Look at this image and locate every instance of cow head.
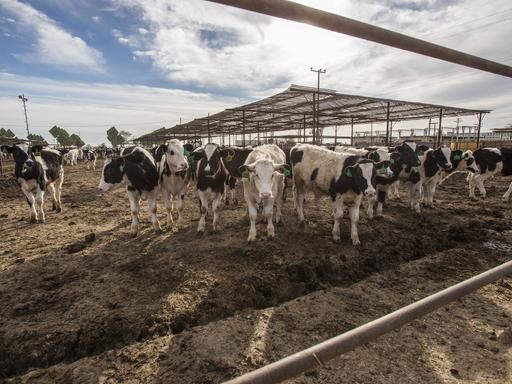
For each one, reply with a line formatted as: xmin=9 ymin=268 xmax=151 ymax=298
xmin=98 ymin=157 xmax=126 ymax=193
xmin=395 ymin=141 xmax=421 ymax=167
xmin=239 ymin=159 xmax=289 ymax=200
xmin=156 ymin=139 xmax=189 ymax=172
xmin=452 ymin=150 xmax=479 ymax=173
xmin=194 ymin=143 xmax=223 ymax=176
xmin=416 ymin=144 xmax=430 ymax=157
xmin=432 ymin=146 xmax=452 ymax=171
xmin=343 ymin=159 xmax=381 ymax=197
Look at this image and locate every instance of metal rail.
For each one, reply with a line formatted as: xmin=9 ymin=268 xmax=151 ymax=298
xmin=205 ymin=0 xmax=512 ymax=78
xmin=223 ymin=259 xmax=512 ymax=384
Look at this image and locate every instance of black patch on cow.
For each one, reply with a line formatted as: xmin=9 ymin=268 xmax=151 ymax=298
xmin=423 ymin=151 xmax=440 ymax=178
xmin=329 ymin=158 xmax=376 ymax=202
xmin=378 ymin=189 xmax=386 ymax=203
xmin=501 ymin=148 xmax=512 ymax=176
xmin=154 ymin=144 xmax=168 ymax=163
xmin=474 ymin=148 xmax=503 ymax=174
xmin=220 ymin=147 xmax=252 ymax=178
xmin=409 ymin=170 xmax=421 ymax=184
xmin=310 ymin=168 xmax=319 ymax=181
xmin=290 ymin=148 xmax=303 ymax=165
xmin=396 ymin=141 xmax=421 ymax=168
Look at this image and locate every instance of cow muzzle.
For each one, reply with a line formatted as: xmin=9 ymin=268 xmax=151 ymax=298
xmin=259 ymin=192 xmax=272 ymax=200
xmin=364 ymin=188 xmax=376 ymax=197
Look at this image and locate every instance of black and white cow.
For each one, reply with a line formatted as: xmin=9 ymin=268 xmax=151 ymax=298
xmin=1 ymin=143 xmax=64 ymax=222
xmin=467 ymin=148 xmax=502 ymax=200
xmin=437 ymin=149 xmax=479 ymax=187
xmin=290 ymin=143 xmax=389 ymax=245
xmin=153 ymin=139 xmax=190 ymax=227
xmin=239 ymin=144 xmax=287 ymax=243
xmin=84 ymin=150 xmax=97 ymax=170
xmin=98 ymin=146 xmax=161 ymax=236
xmin=220 ymin=146 xmax=253 ymax=205
xmin=190 ymin=143 xmax=228 ymax=233
xmin=417 ymin=146 xmax=452 ymax=208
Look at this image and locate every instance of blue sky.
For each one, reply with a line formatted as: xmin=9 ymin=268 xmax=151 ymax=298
xmin=0 ymin=0 xmax=511 ymax=145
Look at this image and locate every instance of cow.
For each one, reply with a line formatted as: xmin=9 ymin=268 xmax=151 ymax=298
xmin=467 ymin=148 xmax=502 ymax=200
xmin=220 ymin=146 xmax=253 ymax=205
xmin=438 ymin=150 xmax=479 ymax=187
xmin=153 ymin=139 xmax=190 ymax=227
xmin=98 ymin=146 xmax=161 ymax=236
xmin=62 ymin=148 xmax=79 ymax=165
xmin=290 ymin=143 xmax=389 ymax=245
xmin=84 ymin=150 xmax=97 ymax=170
xmin=238 ymin=144 xmax=287 ymax=243
xmin=1 ymin=143 xmax=64 ymax=222
xmin=416 ymin=146 xmax=453 ymax=208
xmin=466 ymin=148 xmax=512 ymax=200
xmin=190 ymin=143 xmax=228 ymax=233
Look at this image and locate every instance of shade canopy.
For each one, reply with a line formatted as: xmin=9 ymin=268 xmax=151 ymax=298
xmin=136 ymin=84 xmax=490 ymax=143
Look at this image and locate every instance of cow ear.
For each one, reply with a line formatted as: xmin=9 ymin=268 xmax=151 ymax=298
xmin=239 ymin=164 xmax=251 ymax=178
xmin=190 ymin=150 xmax=204 ymax=161
xmin=344 ymin=165 xmax=356 ymax=178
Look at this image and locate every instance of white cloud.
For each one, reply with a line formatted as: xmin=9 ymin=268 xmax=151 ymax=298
xmin=0 ymin=0 xmax=105 ymax=73
xmin=0 ymin=72 xmax=240 ymax=145
xmin=92 ymin=15 xmax=100 ymax=22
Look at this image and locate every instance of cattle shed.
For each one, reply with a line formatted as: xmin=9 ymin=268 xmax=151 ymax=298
xmin=136 ymin=84 xmax=490 ymax=148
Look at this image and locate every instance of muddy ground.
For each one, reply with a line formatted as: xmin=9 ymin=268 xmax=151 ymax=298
xmin=0 ymin=162 xmax=511 ymax=383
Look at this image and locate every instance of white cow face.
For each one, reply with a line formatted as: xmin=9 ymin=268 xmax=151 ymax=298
xmin=165 ymin=140 xmax=189 ymax=171
xmin=462 ymin=150 xmax=479 ymax=173
xmin=240 ymin=159 xmax=286 ymax=200
xmin=98 ymin=158 xmax=125 ymax=193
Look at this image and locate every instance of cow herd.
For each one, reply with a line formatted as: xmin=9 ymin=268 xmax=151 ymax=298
xmin=2 ymin=140 xmax=512 ymax=245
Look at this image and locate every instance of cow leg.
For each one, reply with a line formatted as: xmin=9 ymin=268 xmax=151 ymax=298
xmin=274 ymin=174 xmax=284 ymax=224
xmin=294 ymin=179 xmax=306 ymax=224
xmin=366 ymin=195 xmax=375 ymax=220
xmin=349 ymin=198 xmax=362 ymax=246
xmin=148 ymin=191 xmax=161 ymax=231
xmin=223 ymin=181 xmax=229 ymax=205
xmin=47 ymin=183 xmax=57 ymax=211
xmin=468 ymin=173 xmax=477 ymax=200
xmin=163 ymin=191 xmax=174 ymax=226
xmin=246 ymin=198 xmax=258 ymax=243
xmin=263 ymin=198 xmax=275 ymax=240
xmin=127 ymin=190 xmax=141 ymax=237
xmin=35 ymin=188 xmax=45 ymax=223
xmin=197 ymin=190 xmax=208 ymax=233
xmin=475 ymin=174 xmax=488 ymax=199
xmin=54 ymin=172 xmax=64 ymax=213
xmin=376 ymin=188 xmax=387 ymax=217
xmin=503 ymin=181 xmax=512 ymax=201
xmin=23 ymin=188 xmax=37 ymax=222
xmin=332 ymin=199 xmax=344 ymax=241
xmin=212 ymin=193 xmax=222 ymax=232
xmin=176 ymin=192 xmax=186 ymax=226
xmin=409 ymin=182 xmax=422 ymax=213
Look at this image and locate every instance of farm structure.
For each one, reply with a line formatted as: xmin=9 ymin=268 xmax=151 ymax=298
xmin=136 ymin=84 xmax=490 ymax=148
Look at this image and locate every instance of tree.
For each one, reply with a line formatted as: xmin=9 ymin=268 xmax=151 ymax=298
xmin=70 ymin=134 xmax=85 ymax=147
xmin=49 ymin=125 xmax=73 ymax=146
xmin=107 ymin=126 xmax=132 ymax=146
xmin=27 ymin=133 xmax=48 ymax=144
xmin=0 ymin=128 xmax=16 ymax=138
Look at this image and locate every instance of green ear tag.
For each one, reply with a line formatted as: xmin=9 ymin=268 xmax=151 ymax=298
xmin=283 ymin=168 xmax=291 ymax=177
xmin=242 ymin=170 xmax=250 ymax=179
xmin=226 ymin=154 xmax=233 ymax=162
xmin=119 ymin=164 xmax=124 ymax=172
xmin=345 ymin=168 xmax=353 ymax=177
xmin=378 ymin=167 xmax=387 ymax=175
xmin=453 ymin=154 xmax=461 ymax=161
xmin=389 ymin=158 xmax=395 ymax=164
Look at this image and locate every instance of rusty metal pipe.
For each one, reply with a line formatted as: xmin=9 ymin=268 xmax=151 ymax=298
xmin=223 ymin=259 xmax=512 ymax=384
xmin=205 ymin=0 xmax=512 ymax=78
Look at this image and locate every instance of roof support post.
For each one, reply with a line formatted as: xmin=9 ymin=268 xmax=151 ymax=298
xmin=334 ymin=125 xmax=338 ymax=145
xmin=437 ymin=108 xmax=443 ymax=147
xmin=370 ymin=121 xmax=373 ymax=146
xmin=385 ymin=102 xmax=391 ymax=146
xmin=229 ymin=132 xmax=231 ymax=147
xmin=303 ymin=114 xmax=307 ymax=143
xmin=476 ymin=112 xmax=483 ymax=148
xmin=207 ymin=113 xmax=211 ymax=143
xmin=312 ymin=92 xmax=316 ymax=145
xmin=242 ymin=110 xmax=246 ymax=147
xmin=257 ymin=123 xmax=260 ymax=146
xmin=350 ymin=118 xmax=354 ymax=146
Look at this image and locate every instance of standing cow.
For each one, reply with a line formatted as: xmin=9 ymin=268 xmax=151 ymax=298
xmin=239 ymin=144 xmax=287 ymax=243
xmin=191 ymin=143 xmax=228 ymax=233
xmin=291 ymin=143 xmax=389 ymax=245
xmin=1 ymin=144 xmax=64 ymax=222
xmin=98 ymin=146 xmax=161 ymax=236
xmin=154 ymin=139 xmax=190 ymax=227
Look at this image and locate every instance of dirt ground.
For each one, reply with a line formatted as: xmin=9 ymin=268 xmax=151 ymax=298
xmin=0 ymin=162 xmax=511 ymax=383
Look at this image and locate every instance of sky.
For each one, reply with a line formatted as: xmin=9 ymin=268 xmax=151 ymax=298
xmin=0 ymin=0 xmax=511 ymax=145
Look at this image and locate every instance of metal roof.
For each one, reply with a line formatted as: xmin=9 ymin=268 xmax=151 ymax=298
xmin=136 ymin=84 xmax=490 ymax=142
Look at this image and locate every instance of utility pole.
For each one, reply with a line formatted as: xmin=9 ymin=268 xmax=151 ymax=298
xmin=454 ymin=117 xmax=462 ymax=149
xmin=310 ymin=67 xmax=326 ymax=145
xmin=18 ymin=94 xmax=30 ymax=138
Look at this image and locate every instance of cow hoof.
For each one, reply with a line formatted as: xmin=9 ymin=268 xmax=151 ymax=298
xmin=247 ymin=236 xmax=256 ymax=243
xmin=130 ymin=232 xmax=138 ymax=238
xmin=470 ymin=196 xmax=478 ymax=201
xmin=298 ymin=220 xmax=305 ymax=227
xmin=225 ymin=200 xmax=230 ymax=206
xmin=267 ymin=234 xmax=275 ymax=241
xmin=352 ymin=240 xmax=361 ymax=246
xmin=29 ymin=217 xmax=37 ymax=223
xmin=55 ymin=207 xmax=62 ymax=213
xmin=234 ymin=200 xmax=239 ymax=206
